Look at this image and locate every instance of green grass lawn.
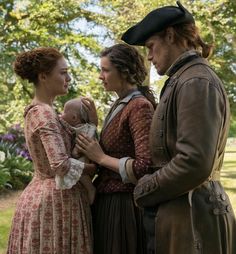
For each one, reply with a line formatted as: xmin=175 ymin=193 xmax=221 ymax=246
xmin=221 ymin=147 xmax=236 ymax=212
xmin=0 ymin=208 xmax=14 ymax=254
xmin=0 ymin=146 xmax=235 ymax=254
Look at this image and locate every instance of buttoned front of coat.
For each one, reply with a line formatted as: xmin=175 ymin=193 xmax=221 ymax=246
xmin=137 ymin=57 xmax=236 ymax=253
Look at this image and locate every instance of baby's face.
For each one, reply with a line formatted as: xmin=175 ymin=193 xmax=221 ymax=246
xmin=61 ymin=103 xmax=82 ymax=127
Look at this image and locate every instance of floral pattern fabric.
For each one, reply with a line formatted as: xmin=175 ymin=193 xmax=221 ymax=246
xmin=55 ymin=122 xmax=97 ymax=190
xmin=7 ymin=104 xmax=93 ymax=254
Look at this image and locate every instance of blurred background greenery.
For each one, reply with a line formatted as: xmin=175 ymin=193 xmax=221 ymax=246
xmin=0 ymin=0 xmax=235 ymax=134
xmin=0 ymin=0 xmax=235 ymax=253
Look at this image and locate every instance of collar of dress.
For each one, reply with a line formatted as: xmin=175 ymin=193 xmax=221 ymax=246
xmin=102 ymin=90 xmax=143 ymax=131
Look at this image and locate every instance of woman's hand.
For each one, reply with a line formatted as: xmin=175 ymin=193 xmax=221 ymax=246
xmin=76 ymin=134 xmax=105 ymax=164
xmin=82 ymin=97 xmax=98 ymax=126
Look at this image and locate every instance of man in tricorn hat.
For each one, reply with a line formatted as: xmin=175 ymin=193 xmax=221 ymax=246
xmin=122 ymin=1 xmax=236 ymax=254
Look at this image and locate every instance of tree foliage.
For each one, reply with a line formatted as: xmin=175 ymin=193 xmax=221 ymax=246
xmin=0 ymin=0 xmax=235 ymax=135
xmin=98 ymin=0 xmax=236 ymax=133
xmin=0 ymin=0 xmax=109 ymax=131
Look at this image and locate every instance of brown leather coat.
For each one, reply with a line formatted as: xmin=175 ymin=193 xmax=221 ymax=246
xmin=134 ymin=53 xmax=236 ymax=253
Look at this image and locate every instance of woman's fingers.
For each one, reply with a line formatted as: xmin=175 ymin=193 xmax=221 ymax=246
xmin=76 ymin=134 xmax=103 ymax=163
xmin=77 ymin=135 xmax=88 ymax=147
xmin=81 ymin=98 xmax=91 ymax=111
xmin=82 ymin=97 xmax=95 ymax=111
xmin=81 ymin=97 xmax=98 ymax=126
xmin=83 ymin=97 xmax=95 ymax=105
xmin=77 ymin=134 xmax=96 ymax=150
xmin=78 ymin=134 xmax=89 ymax=142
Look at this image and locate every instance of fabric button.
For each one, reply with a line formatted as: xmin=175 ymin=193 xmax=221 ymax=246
xmin=196 ymin=242 xmax=201 ymax=250
xmin=226 ymin=205 xmax=231 ymax=212
xmin=213 ymin=208 xmax=219 ymax=215
xmin=150 ymin=183 xmax=155 ymax=190
xmin=159 ymin=131 xmax=163 ymax=137
xmin=220 ymin=194 xmax=226 ymax=201
xmin=145 ymin=184 xmax=151 ymax=192
xmin=158 ymin=114 xmax=164 ymax=120
xmin=208 ymin=196 xmax=214 ymax=202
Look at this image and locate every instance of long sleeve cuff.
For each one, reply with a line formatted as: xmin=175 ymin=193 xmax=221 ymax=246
xmin=119 ymin=157 xmax=137 ymax=184
xmin=55 ymin=158 xmax=84 ymax=190
xmin=119 ymin=157 xmax=131 ymax=183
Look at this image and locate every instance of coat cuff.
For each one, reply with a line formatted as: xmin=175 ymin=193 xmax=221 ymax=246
xmin=55 ymin=158 xmax=84 ymax=190
xmin=134 ymin=172 xmax=160 ymax=207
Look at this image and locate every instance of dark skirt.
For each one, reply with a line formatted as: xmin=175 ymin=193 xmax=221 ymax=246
xmin=92 ymin=192 xmax=147 ymax=254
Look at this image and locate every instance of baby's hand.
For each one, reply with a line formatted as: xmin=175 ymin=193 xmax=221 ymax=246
xmin=72 ymin=146 xmax=82 ymax=159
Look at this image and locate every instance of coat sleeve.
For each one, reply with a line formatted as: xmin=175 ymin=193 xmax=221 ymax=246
xmin=134 ymin=78 xmax=227 ymax=207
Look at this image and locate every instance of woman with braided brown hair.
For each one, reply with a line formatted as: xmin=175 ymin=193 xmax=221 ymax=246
xmin=77 ymin=43 xmax=156 ymax=254
xmin=7 ymin=47 xmax=94 ymax=253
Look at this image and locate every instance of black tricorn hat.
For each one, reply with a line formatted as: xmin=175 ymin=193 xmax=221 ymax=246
xmin=121 ymin=1 xmax=194 ymax=46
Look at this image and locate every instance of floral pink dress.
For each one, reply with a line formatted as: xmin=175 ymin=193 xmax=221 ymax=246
xmin=7 ymin=104 xmax=93 ymax=254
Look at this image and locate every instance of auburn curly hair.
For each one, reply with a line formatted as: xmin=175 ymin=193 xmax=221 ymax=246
xmin=13 ymin=47 xmax=63 ymax=84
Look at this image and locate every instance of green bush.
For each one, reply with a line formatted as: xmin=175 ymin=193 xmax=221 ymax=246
xmin=0 ymin=125 xmax=33 ymax=190
xmin=0 ymin=151 xmax=11 ymax=189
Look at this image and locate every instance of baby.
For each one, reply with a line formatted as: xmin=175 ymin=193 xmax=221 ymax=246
xmin=55 ymin=97 xmax=97 ymax=204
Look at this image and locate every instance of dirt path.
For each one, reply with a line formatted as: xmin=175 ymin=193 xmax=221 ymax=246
xmin=0 ymin=190 xmax=22 ymax=211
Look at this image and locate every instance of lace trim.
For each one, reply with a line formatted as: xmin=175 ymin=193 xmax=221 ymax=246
xmin=55 ymin=158 xmax=84 ymax=190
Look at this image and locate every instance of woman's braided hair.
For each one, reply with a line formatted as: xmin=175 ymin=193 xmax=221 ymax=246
xmin=101 ymin=43 xmax=156 ymax=108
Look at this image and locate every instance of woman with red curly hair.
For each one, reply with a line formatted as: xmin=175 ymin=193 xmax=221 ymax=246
xmin=7 ymin=47 xmax=94 ymax=254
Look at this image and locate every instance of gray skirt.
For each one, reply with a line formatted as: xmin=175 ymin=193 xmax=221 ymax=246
xmin=92 ymin=192 xmax=147 ymax=254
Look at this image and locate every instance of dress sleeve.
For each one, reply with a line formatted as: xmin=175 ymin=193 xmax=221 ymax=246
xmin=28 ymin=105 xmax=84 ymax=180
xmin=121 ymin=99 xmax=154 ymax=183
xmin=55 ymin=158 xmax=84 ymax=189
xmin=56 ymin=124 xmax=98 ymax=189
